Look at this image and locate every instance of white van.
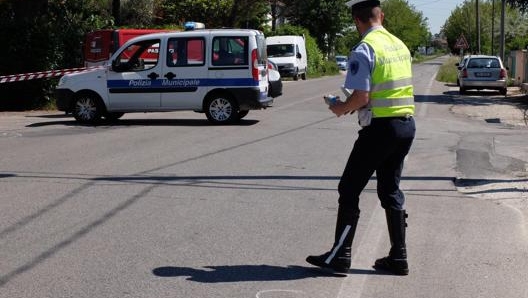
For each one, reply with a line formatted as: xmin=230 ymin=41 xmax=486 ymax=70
xmin=55 ymin=29 xmax=272 ymax=124
xmin=266 ymin=35 xmax=307 ymax=80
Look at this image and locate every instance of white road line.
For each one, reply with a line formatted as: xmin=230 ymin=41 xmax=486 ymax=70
xmin=336 ymin=205 xmax=386 ymax=298
xmin=417 ymin=69 xmax=438 ymax=118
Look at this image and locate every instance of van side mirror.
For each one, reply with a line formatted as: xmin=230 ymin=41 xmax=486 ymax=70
xmin=296 ymin=52 xmax=302 ymax=59
xmin=111 ymin=59 xmax=133 ymax=72
xmin=111 ymin=59 xmax=123 ymax=72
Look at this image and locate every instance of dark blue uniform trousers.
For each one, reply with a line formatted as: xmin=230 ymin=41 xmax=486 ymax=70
xmin=338 ymin=116 xmax=416 ymax=212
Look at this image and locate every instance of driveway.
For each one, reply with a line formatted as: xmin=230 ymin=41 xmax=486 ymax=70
xmin=450 ymin=86 xmax=528 ymax=127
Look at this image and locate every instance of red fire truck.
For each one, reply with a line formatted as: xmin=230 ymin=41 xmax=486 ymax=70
xmin=83 ymin=29 xmax=170 ymax=67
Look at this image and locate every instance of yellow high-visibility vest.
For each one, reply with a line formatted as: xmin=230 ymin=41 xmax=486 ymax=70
xmin=362 ymin=28 xmax=415 ymax=118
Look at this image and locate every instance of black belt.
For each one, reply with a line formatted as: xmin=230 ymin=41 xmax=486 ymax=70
xmin=372 ymin=115 xmax=413 ymax=121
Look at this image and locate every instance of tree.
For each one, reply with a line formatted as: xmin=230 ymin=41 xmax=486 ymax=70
xmin=334 ymin=0 xmax=430 ymax=57
xmin=506 ymin=0 xmax=528 ymax=12
xmin=282 ymin=0 xmax=350 ymax=58
xmin=0 ymin=0 xmax=113 ymax=110
xmin=443 ymin=0 xmax=528 ymax=54
xmin=159 ymin=0 xmax=269 ymax=29
xmin=120 ymin=0 xmax=156 ymax=27
xmin=381 ymin=0 xmax=430 ymax=55
xmin=112 ymin=0 xmax=120 ymax=25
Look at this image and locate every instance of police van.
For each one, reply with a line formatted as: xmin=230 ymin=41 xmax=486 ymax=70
xmin=55 ymin=28 xmax=272 ymax=124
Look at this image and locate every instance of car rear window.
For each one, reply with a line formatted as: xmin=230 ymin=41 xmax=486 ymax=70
xmin=467 ymin=58 xmax=500 ymax=69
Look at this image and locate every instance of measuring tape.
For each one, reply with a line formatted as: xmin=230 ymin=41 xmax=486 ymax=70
xmin=0 ymin=66 xmax=102 ymax=84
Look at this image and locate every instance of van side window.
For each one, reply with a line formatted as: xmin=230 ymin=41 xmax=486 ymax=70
xmin=112 ymin=39 xmax=160 ymax=72
xmin=296 ymin=45 xmax=301 ymax=58
xmin=167 ymin=37 xmax=205 ymax=67
xmin=212 ymin=36 xmax=248 ymax=66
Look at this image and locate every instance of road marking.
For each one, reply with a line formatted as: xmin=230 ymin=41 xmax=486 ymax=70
xmin=417 ymin=69 xmax=439 ymax=118
xmin=274 ymin=93 xmax=326 ymax=111
xmin=337 ymin=205 xmax=385 ymax=298
xmin=256 ymin=289 xmax=306 ymax=298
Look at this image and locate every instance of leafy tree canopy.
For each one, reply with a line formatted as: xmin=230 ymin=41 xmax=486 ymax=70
xmin=443 ymin=0 xmax=528 ymax=54
xmin=281 ymin=0 xmax=351 ymax=57
xmin=159 ymin=0 xmax=269 ymax=30
xmin=506 ymin=0 xmax=528 ymax=12
xmin=381 ymin=0 xmax=431 ymax=53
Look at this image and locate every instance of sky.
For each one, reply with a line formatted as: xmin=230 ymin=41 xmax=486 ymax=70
xmin=407 ymin=0 xmax=466 ymax=35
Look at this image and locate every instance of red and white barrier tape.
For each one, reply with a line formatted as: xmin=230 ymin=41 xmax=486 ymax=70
xmin=0 ymin=66 xmax=102 ymax=84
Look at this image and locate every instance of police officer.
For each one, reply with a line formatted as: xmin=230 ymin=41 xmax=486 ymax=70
xmin=306 ymin=0 xmax=416 ymax=275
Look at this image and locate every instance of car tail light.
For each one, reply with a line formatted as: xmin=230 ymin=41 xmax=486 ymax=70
xmin=462 ymin=69 xmax=468 ymax=78
xmin=251 ymin=49 xmax=259 ymax=81
xmin=499 ymin=68 xmax=507 ymax=79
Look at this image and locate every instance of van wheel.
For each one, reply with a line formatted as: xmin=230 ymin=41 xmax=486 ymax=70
xmin=205 ymin=94 xmax=239 ymax=124
xmin=73 ymin=92 xmax=103 ymax=124
xmin=301 ymin=72 xmax=307 ymax=80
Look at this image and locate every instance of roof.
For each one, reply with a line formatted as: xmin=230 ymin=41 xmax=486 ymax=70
xmin=121 ymin=28 xmax=264 ymax=44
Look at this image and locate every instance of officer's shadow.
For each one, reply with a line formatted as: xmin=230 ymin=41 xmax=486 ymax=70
xmin=152 ymin=265 xmax=382 ymax=283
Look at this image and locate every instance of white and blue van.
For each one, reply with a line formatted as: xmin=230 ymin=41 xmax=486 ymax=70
xmin=55 ymin=28 xmax=273 ymax=124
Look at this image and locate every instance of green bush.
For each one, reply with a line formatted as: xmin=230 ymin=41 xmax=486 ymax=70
xmin=319 ymin=60 xmax=340 ymax=77
xmin=436 ymin=56 xmax=460 ymax=83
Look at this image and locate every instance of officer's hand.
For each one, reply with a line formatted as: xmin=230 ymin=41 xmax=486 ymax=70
xmin=329 ymin=101 xmax=352 ymax=117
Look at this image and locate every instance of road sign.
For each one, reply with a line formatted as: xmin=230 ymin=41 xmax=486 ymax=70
xmin=455 ymin=34 xmax=469 ymax=49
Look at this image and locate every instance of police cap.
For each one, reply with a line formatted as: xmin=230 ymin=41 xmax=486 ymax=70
xmin=345 ymin=0 xmax=381 ymax=11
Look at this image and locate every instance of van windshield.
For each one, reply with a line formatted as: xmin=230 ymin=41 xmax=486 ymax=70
xmin=267 ymin=44 xmax=295 ymax=58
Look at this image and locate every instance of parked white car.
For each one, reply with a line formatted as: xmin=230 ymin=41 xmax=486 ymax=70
xmin=457 ymin=55 xmax=508 ymax=95
xmin=336 ymin=55 xmax=348 ymax=71
xmin=267 ymin=60 xmax=282 ymax=98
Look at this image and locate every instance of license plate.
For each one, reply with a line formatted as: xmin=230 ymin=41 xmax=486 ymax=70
xmin=475 ymin=72 xmax=491 ymax=77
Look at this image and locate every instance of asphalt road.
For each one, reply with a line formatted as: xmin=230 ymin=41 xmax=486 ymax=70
xmin=1 ymin=56 xmax=527 ymax=298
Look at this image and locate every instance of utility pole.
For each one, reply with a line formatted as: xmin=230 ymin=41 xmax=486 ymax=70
xmin=500 ymin=0 xmax=505 ymax=62
xmin=476 ymin=0 xmax=481 ymax=54
xmin=465 ymin=3 xmax=472 ymax=53
xmin=112 ymin=0 xmax=121 ymax=26
xmin=491 ymin=0 xmax=495 ymax=55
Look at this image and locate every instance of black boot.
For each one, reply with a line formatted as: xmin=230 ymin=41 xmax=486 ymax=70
xmin=374 ymin=209 xmax=409 ymax=275
xmin=306 ymin=206 xmax=359 ymax=273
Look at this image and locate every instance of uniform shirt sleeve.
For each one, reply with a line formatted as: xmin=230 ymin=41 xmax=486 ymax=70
xmin=344 ymin=42 xmax=375 ymax=92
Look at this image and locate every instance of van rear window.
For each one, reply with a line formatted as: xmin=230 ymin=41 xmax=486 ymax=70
xmin=212 ymin=36 xmax=249 ymax=66
xmin=255 ymin=34 xmax=267 ymax=65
